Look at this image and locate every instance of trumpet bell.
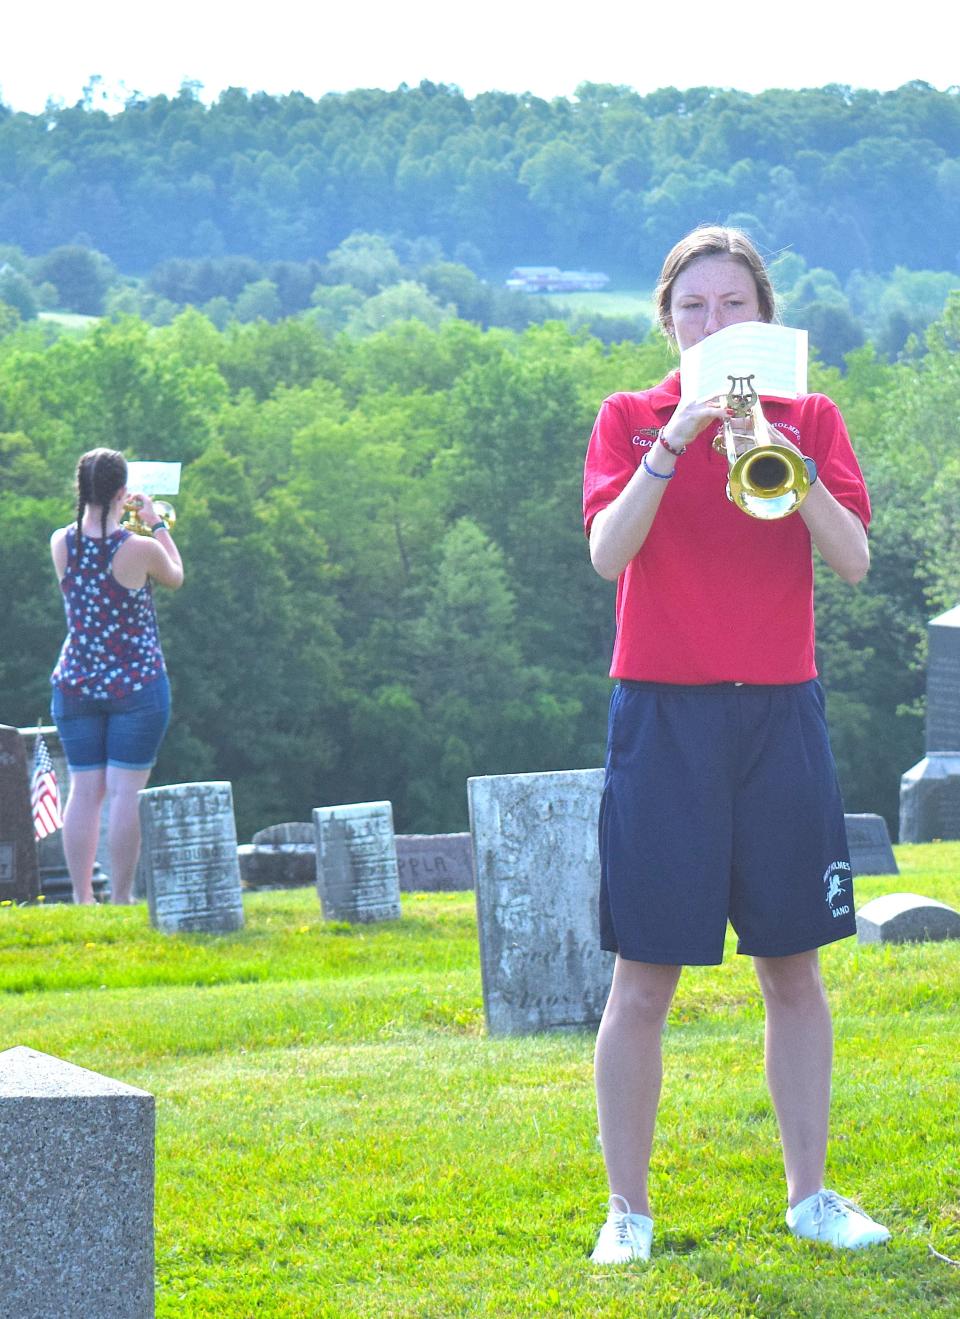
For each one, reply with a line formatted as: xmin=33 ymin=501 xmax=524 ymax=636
xmin=727 ymin=445 xmax=809 ymax=521
xmin=121 ymin=498 xmax=177 ymax=536
xmin=716 ymin=373 xmax=810 ymax=521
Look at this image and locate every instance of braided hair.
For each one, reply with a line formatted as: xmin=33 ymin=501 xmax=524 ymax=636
xmin=73 ymin=448 xmax=128 ymax=560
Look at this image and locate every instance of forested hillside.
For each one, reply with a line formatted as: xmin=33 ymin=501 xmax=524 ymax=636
xmin=2 ymin=80 xmax=958 ymax=279
xmin=3 ymin=300 xmax=958 ymax=838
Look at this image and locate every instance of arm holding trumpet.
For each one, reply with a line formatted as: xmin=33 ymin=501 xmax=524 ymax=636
xmin=118 ymin=493 xmax=184 ymax=590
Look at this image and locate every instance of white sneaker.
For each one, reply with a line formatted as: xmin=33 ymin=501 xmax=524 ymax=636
xmin=590 ymin=1195 xmax=653 ymax=1263
xmin=786 ymin=1189 xmax=891 ymax=1249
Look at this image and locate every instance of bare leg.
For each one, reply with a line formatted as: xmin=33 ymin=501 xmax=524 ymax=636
xmin=594 ymin=957 xmax=682 ymax=1217
xmin=62 ymin=769 xmax=106 ymax=904
xmin=754 ymin=950 xmax=832 ymax=1207
xmin=105 ymin=766 xmax=152 ymax=904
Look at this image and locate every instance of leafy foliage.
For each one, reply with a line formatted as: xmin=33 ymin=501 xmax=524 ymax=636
xmin=1 ymin=304 xmax=957 ymax=839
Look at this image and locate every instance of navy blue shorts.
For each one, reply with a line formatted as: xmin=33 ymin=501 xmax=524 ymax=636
xmin=51 ymin=673 xmax=171 ymax=772
xmin=598 ymin=679 xmax=856 ymax=964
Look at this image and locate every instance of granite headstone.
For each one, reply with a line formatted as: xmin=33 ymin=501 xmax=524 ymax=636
xmin=0 ymin=1046 xmax=154 ymax=1318
xmin=844 ymin=813 xmax=898 ymax=876
xmin=139 ymin=781 xmax=244 ymax=933
xmin=313 ymin=801 xmax=401 ymax=923
xmin=900 ymin=605 xmax=960 ymax=841
xmin=395 ymin=832 xmax=474 ymax=891
xmin=468 ymin=768 xmax=613 ymax=1036
xmin=856 ymin=892 xmax=960 ymax=945
xmin=0 ymin=725 xmax=40 ymax=903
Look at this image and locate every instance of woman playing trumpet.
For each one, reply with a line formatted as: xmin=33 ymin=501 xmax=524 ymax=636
xmin=584 ymin=227 xmax=889 ymax=1262
xmin=49 ymin=448 xmax=183 ymax=904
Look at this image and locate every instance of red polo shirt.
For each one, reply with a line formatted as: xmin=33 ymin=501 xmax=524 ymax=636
xmin=583 ymin=371 xmax=871 ymax=684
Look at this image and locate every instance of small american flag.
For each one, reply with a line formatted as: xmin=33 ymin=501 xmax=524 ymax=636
xmin=31 ymin=733 xmax=63 ymax=840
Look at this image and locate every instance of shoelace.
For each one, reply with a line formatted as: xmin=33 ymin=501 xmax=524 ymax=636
xmin=811 ymin=1190 xmax=859 ymax=1230
xmin=607 ymin=1196 xmax=647 ymax=1252
xmin=612 ymin=1215 xmax=646 ymax=1250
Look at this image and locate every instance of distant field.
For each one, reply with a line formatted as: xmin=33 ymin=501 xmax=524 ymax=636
xmin=38 ymin=311 xmax=100 ymax=331
xmin=539 ymin=290 xmax=655 ymax=318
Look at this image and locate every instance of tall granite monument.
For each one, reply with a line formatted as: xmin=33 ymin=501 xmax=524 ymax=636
xmin=900 ymin=604 xmax=960 ymax=842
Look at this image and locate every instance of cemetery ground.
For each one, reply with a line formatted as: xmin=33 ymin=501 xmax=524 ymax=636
xmin=1 ymin=848 xmax=959 ymax=1318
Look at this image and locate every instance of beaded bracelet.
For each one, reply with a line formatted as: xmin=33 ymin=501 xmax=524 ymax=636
xmin=658 ymin=427 xmax=686 ymax=457
xmin=642 ymin=455 xmax=674 ymax=480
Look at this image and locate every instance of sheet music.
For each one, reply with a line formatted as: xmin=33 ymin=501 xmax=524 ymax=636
xmin=680 ymin=323 xmax=808 ymax=402
xmin=126 ymin=461 xmax=181 ymax=495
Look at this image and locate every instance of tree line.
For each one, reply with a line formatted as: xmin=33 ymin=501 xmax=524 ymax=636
xmin=1 ymin=81 xmax=958 ymax=282
xmin=2 ymin=302 xmax=958 ymax=840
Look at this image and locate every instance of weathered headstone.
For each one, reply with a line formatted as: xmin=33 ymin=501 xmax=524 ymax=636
xmin=468 ymin=768 xmax=613 ymax=1036
xmin=900 ymin=605 xmax=960 ymax=841
xmin=0 ymin=725 xmax=40 ymax=903
xmin=396 ymin=832 xmax=474 ymax=891
xmin=856 ymin=892 xmax=960 ymax=945
xmin=139 ymin=781 xmax=244 ymax=933
xmin=0 ymin=1046 xmax=154 ymax=1318
xmin=313 ymin=801 xmax=401 ymax=922
xmin=17 ymin=725 xmax=110 ymax=902
xmin=239 ymin=821 xmax=316 ymax=890
xmin=844 ymin=813 xmax=898 ymax=876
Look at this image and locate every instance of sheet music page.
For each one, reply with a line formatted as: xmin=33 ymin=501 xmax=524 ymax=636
xmin=126 ymin=461 xmax=182 ymax=495
xmin=680 ymin=323 xmax=808 ymax=402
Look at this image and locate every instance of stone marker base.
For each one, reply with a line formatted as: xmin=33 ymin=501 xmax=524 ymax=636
xmin=856 ymin=892 xmax=960 ymax=944
xmin=899 ymin=754 xmax=960 ymax=842
xmin=0 ymin=1046 xmax=154 ymax=1319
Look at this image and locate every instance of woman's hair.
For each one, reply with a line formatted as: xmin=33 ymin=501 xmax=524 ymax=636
xmin=74 ymin=448 xmax=127 ymax=552
xmin=654 ymin=225 xmax=776 ymax=340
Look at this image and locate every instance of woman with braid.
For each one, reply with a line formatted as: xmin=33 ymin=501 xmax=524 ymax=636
xmin=50 ymin=448 xmax=183 ymax=904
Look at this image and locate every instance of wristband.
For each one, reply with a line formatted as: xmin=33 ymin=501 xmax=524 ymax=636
xmin=658 ymin=428 xmax=686 ymax=457
xmin=149 ymin=521 xmax=168 ymax=534
xmin=642 ymin=455 xmax=674 ymax=480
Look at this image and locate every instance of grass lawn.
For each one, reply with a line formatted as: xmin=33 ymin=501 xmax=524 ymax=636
xmin=1 ymin=846 xmax=959 ymax=1317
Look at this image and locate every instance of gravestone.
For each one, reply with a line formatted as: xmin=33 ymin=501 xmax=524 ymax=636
xmin=17 ymin=725 xmax=110 ymax=902
xmin=900 ymin=605 xmax=960 ymax=841
xmin=468 ymin=768 xmax=613 ymax=1036
xmin=0 ymin=1046 xmax=154 ymax=1318
xmin=856 ymin=892 xmax=960 ymax=945
xmin=239 ymin=822 xmax=316 ymax=890
xmin=395 ymin=832 xmax=474 ymax=891
xmin=844 ymin=813 xmax=898 ymax=876
xmin=139 ymin=781 xmax=244 ymax=933
xmin=313 ymin=801 xmax=401 ymax=923
xmin=0 ymin=725 xmax=40 ymax=903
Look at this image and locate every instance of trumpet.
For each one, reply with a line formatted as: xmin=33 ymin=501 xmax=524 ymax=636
xmin=121 ymin=497 xmax=177 ymax=537
xmin=713 ymin=375 xmax=809 ymax=520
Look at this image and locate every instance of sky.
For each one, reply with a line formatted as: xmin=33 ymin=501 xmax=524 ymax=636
xmin=2 ymin=0 xmax=956 ymax=114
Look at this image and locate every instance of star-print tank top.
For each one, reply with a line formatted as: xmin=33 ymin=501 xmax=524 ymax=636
xmin=51 ymin=527 xmax=166 ymax=699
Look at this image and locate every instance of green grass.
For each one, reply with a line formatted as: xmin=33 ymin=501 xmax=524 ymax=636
xmin=2 ymin=848 xmax=959 ymax=1316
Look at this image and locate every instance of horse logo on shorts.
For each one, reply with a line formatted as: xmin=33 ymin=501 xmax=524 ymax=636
xmin=822 ymin=861 xmax=852 ymax=917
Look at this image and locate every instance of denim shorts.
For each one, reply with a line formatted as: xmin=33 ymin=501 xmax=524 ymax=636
xmin=598 ymin=679 xmax=856 ymax=965
xmin=51 ymin=673 xmax=171 ymax=771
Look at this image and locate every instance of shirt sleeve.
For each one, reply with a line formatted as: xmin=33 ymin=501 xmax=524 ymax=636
xmin=803 ymin=394 xmax=871 ymax=530
xmin=583 ymin=395 xmax=638 ymax=537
